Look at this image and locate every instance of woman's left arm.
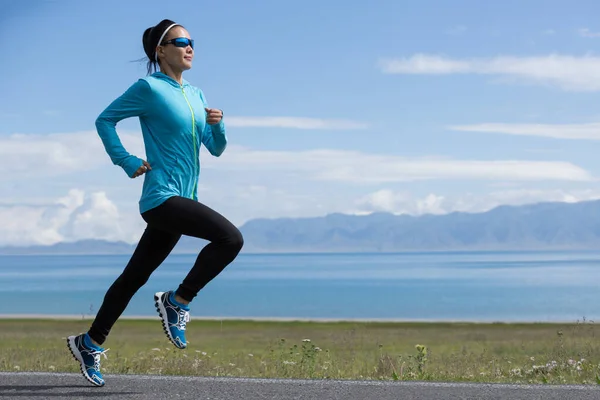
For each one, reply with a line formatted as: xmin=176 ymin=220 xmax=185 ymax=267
xmin=199 ymin=90 xmax=227 ymax=157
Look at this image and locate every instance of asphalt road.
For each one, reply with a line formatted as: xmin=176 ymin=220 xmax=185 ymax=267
xmin=2 ymin=372 xmax=600 ymax=399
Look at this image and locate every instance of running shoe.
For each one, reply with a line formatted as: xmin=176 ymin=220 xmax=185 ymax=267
xmin=66 ymin=333 xmax=108 ymax=387
xmin=154 ymin=291 xmax=190 ymax=349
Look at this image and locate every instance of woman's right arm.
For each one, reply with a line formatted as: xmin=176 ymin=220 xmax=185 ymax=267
xmin=95 ymin=79 xmax=151 ymax=178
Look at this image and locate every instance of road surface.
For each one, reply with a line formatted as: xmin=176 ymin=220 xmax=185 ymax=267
xmin=1 ymin=372 xmax=600 ymax=399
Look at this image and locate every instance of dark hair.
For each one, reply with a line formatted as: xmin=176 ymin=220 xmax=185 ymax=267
xmin=142 ymin=19 xmax=182 ymax=74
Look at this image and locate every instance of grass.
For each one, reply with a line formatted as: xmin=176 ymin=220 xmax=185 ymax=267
xmin=2 ymin=317 xmax=600 ymax=384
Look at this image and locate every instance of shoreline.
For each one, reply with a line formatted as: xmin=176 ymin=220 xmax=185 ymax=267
xmin=0 ymin=314 xmax=588 ymax=324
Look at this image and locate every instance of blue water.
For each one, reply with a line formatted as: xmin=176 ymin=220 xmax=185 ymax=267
xmin=1 ymin=251 xmax=600 ymax=322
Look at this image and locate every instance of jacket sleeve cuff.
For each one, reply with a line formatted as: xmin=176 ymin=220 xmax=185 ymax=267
xmin=123 ymin=156 xmax=143 ymax=178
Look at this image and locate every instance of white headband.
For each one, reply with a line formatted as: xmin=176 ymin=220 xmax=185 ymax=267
xmin=155 ymin=23 xmax=179 ymax=63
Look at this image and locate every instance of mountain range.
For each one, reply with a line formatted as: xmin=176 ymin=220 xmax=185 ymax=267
xmin=3 ymin=199 xmax=600 ymax=255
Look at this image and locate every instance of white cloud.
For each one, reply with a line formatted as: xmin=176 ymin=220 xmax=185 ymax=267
xmin=0 ymin=189 xmax=143 ymax=246
xmin=379 ymin=53 xmax=600 ymax=91
xmin=59 ymin=191 xmax=124 ymax=241
xmin=225 ymin=117 xmax=368 ymax=130
xmin=0 ymin=131 xmax=143 ymax=179
xmin=1 ymin=130 xmax=598 ymax=246
xmin=579 ymin=28 xmax=600 ymax=38
xmin=211 ymin=146 xmax=593 ymax=183
xmin=353 ymin=188 xmax=600 ymax=216
xmin=381 ymin=54 xmax=471 ymax=74
xmin=3 ymin=184 xmax=600 ymax=247
xmin=0 ymin=131 xmax=594 ymax=184
xmin=355 ymin=190 xmax=447 ymax=215
xmin=195 ymin=184 xmax=332 ymax=226
xmin=448 ymin=122 xmax=600 ymax=141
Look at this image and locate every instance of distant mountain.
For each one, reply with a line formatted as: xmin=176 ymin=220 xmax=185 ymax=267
xmin=4 ymin=200 xmax=600 ymax=255
xmin=240 ymin=200 xmax=600 ymax=253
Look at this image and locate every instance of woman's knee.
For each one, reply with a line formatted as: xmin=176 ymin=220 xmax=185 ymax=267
xmin=225 ymin=227 xmax=244 ymax=253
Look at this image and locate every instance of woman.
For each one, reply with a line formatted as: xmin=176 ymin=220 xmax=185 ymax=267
xmin=66 ymin=19 xmax=244 ymax=387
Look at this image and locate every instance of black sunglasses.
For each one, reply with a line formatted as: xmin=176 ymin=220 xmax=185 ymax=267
xmin=162 ymin=37 xmax=194 ymax=49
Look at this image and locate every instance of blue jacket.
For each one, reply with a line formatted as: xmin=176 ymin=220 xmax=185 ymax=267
xmin=95 ymin=72 xmax=227 ymax=214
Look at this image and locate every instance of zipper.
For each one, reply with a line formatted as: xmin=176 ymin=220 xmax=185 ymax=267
xmin=180 ymin=85 xmax=198 ymax=199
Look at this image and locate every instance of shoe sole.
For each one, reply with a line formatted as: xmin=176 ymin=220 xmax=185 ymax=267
xmin=66 ymin=336 xmax=104 ymax=387
xmin=154 ymin=292 xmax=186 ymax=349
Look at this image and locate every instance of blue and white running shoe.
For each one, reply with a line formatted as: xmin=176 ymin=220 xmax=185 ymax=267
xmin=154 ymin=291 xmax=190 ymax=349
xmin=66 ymin=333 xmax=108 ymax=387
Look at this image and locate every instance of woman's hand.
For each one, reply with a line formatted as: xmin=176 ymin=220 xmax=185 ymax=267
xmin=132 ymin=160 xmax=151 ymax=178
xmin=205 ymin=108 xmax=223 ymax=125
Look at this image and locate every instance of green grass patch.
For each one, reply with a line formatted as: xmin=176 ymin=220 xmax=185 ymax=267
xmin=2 ymin=318 xmax=600 ymax=384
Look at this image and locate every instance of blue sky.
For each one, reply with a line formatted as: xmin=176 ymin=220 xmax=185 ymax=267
xmin=3 ymin=0 xmax=600 ymax=246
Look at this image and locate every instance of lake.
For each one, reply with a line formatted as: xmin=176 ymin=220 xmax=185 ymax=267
xmin=1 ymin=251 xmax=600 ymax=322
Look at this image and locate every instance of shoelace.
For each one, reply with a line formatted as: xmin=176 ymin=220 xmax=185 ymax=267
xmin=176 ymin=309 xmax=190 ymax=331
xmin=90 ymin=348 xmax=109 ymax=371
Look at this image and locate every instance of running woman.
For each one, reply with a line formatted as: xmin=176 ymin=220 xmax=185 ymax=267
xmin=66 ymin=19 xmax=244 ymax=387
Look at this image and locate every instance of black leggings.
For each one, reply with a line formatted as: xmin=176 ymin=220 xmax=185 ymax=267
xmin=88 ymin=196 xmax=244 ymax=345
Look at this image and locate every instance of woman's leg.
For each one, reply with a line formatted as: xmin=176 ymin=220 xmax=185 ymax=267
xmin=68 ymin=221 xmax=180 ymax=386
xmin=87 ymin=225 xmax=181 ymax=345
xmin=144 ymin=195 xmax=244 ymax=302
xmin=144 ymin=196 xmax=243 ymax=349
